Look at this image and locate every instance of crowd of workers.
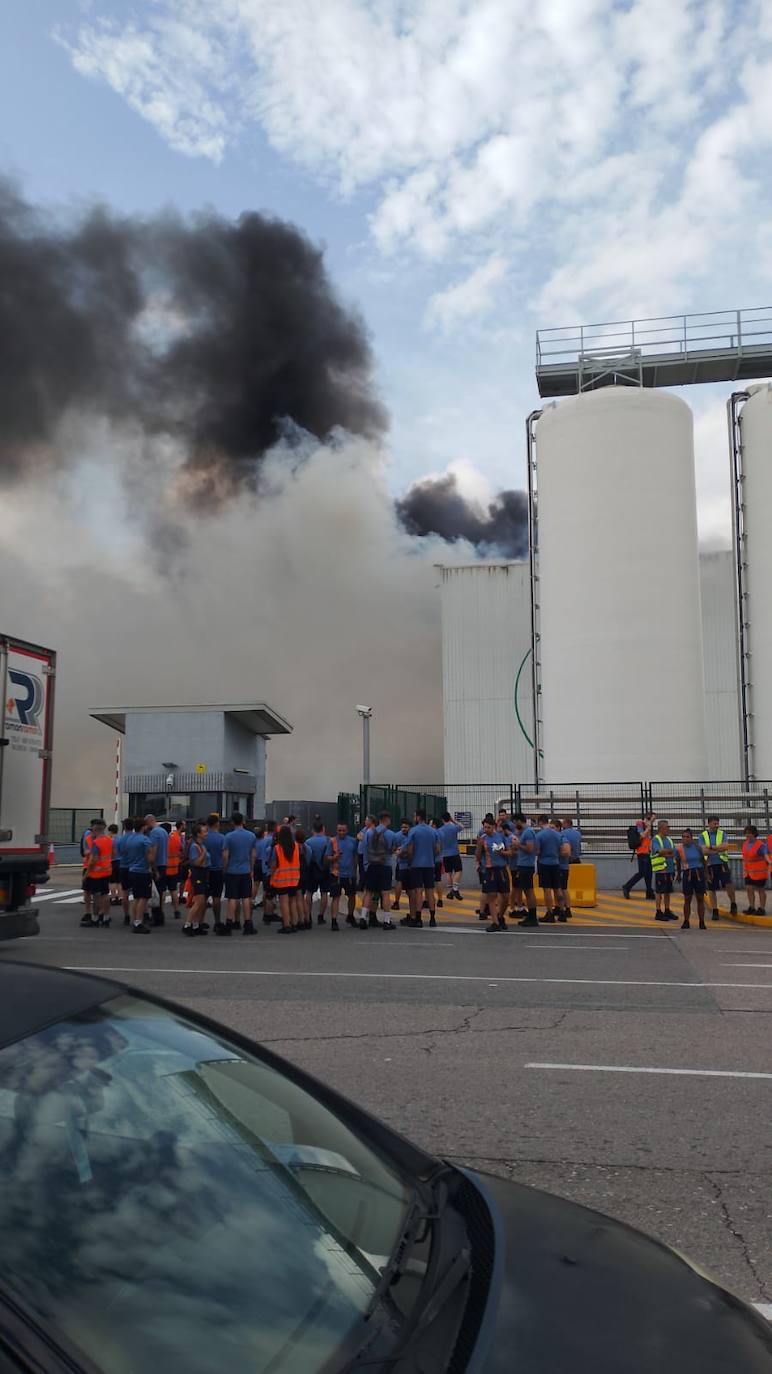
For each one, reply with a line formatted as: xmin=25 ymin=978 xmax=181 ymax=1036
xmin=77 ymin=807 xmax=580 ymax=936
xmin=623 ymin=814 xmax=769 ymax=926
xmin=77 ymin=807 xmax=768 ymax=936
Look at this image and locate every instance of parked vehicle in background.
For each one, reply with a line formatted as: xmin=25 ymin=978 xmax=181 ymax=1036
xmin=0 ymin=635 xmax=56 ymax=940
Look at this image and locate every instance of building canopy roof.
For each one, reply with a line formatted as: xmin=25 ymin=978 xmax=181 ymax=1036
xmin=90 ymin=703 xmax=293 ymax=737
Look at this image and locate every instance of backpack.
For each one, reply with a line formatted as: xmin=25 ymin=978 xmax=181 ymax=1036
xmin=627 ymin=825 xmax=642 ymax=851
xmin=368 ymin=828 xmax=391 ymax=864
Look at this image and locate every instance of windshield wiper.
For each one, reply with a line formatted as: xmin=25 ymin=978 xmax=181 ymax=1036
xmin=362 ymin=1184 xmax=440 ymax=1321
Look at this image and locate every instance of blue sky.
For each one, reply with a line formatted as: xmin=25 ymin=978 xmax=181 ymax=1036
xmin=3 ymin=0 xmax=772 ymax=539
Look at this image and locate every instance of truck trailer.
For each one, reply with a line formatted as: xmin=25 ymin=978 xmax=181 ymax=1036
xmin=0 ymin=635 xmax=56 ymax=940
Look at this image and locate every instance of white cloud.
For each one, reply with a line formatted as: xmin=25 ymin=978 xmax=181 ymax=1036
xmin=59 ymin=0 xmax=772 ymax=328
xmin=425 ymin=255 xmax=507 ymax=332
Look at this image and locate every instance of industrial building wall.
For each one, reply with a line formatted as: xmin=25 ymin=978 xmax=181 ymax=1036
xmin=439 ymin=563 xmax=534 ymax=788
xmin=699 ymin=550 xmax=741 ymax=780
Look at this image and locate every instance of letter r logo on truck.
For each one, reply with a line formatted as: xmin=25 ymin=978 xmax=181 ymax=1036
xmin=7 ymin=670 xmax=43 ymax=729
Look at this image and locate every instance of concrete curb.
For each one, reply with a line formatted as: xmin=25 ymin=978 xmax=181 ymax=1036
xmin=721 ymin=910 xmax=772 ymax=929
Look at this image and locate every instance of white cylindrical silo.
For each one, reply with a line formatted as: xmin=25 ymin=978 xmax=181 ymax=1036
xmin=738 ymin=384 xmax=772 ymax=779
xmin=537 ymin=388 xmax=707 ymax=781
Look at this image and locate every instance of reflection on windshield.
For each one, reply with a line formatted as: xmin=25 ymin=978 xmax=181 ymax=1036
xmin=0 ymin=996 xmax=421 ymax=1374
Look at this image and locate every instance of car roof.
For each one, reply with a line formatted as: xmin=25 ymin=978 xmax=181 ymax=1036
xmin=0 ymin=961 xmax=123 ymax=1048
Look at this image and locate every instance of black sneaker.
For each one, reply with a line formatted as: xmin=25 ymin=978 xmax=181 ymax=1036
xmin=133 ymin=920 xmax=151 ymax=934
xmin=539 ymin=913 xmax=556 ymax=924
xmin=711 ymin=912 xmax=720 ymax=921
xmin=151 ymin=911 xmax=164 ymax=927
xmin=123 ymin=914 xmax=130 ymax=926
xmin=422 ymin=900 xmax=429 ymax=911
xmin=174 ymin=909 xmax=181 ymax=920
xmin=80 ymin=915 xmax=97 ymax=928
xmin=486 ymin=921 xmax=501 ymax=933
xmin=317 ymin=914 xmax=326 ymax=925
xmin=242 ymin=918 xmax=255 ymax=935
xmin=730 ymin=902 xmax=738 ymax=914
xmin=437 ymin=898 xmax=443 ymax=909
xmin=358 ymin=917 xmax=368 ymax=930
xmin=276 ymin=925 xmax=293 ymax=934
xmin=392 ymin=900 xmax=401 ymax=912
xmin=698 ymin=919 xmax=706 ymax=930
xmin=331 ymin=918 xmax=339 ymax=931
xmin=183 ymin=923 xmax=194 ymax=936
xmin=665 ymin=911 xmax=678 ymax=921
xmin=231 ymin=919 xmax=241 ymax=931
xmin=622 ymin=887 xmax=630 ymax=900
xmin=654 ymin=912 xmax=669 ymax=921
xmin=681 ymin=920 xmax=690 ymax=929
xmin=518 ymin=915 xmax=539 ymax=927
xmin=564 ymin=907 xmax=572 ymax=920
xmin=743 ymin=907 xmax=757 ymax=915
xmin=645 ymin=892 xmax=655 ymax=901
xmin=558 ymin=913 xmax=568 ymax=923
xmin=368 ymin=913 xmax=382 ymax=928
xmin=429 ymin=914 xmax=437 ymax=927
xmin=191 ymin=924 xmax=208 ymax=936
xmin=346 ymin=913 xmax=358 ymax=927
xmin=213 ymin=921 xmax=228 ymax=936
xmin=151 ymin=905 xmax=162 ymax=920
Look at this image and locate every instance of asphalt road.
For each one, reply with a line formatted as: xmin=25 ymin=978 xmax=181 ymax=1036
xmin=3 ymin=869 xmax=772 ymax=1311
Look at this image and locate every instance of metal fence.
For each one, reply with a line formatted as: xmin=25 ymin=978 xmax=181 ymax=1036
xmin=371 ymin=783 xmax=772 ymax=853
xmin=49 ymin=808 xmax=104 ymax=845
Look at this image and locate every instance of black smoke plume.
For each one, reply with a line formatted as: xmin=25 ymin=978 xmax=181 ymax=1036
xmin=396 ymin=473 xmax=529 ymax=558
xmin=0 ymin=177 xmax=386 ymax=499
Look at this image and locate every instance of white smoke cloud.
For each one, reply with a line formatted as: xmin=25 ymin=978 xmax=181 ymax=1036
xmin=0 ymin=439 xmax=446 ymax=811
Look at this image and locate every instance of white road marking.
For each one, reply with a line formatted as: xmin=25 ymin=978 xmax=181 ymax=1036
xmin=63 ymin=967 xmax=772 ymax=990
xmin=524 ymin=944 xmax=627 ymax=951
xmin=525 ymin=1063 xmax=772 ymax=1080
xmin=34 ymin=889 xmax=83 ymax=903
xmin=723 ymin=964 xmax=772 ymax=969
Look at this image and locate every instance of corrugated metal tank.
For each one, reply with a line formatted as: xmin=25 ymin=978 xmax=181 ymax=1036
xmin=439 ymin=563 xmax=533 ymax=792
xmin=738 ymin=384 xmax=772 ymax=778
xmin=537 ymin=388 xmax=707 ymax=781
xmin=699 ymin=550 xmax=741 ymax=780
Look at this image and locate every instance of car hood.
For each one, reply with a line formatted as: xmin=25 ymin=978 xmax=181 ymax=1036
xmin=465 ymin=1170 xmax=772 ymax=1374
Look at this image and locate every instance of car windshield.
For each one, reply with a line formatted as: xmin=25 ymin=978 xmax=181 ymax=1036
xmin=0 ymin=994 xmax=422 ymax=1374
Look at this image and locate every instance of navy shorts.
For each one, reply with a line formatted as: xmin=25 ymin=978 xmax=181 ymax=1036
xmin=120 ymin=867 xmax=131 ymax=892
xmin=682 ymin=871 xmax=706 ymax=897
xmin=154 ymin=864 xmax=168 ymax=893
xmin=406 ymin=866 xmax=436 ymax=892
xmin=559 ymin=868 xmax=570 ymax=891
xmin=191 ymin=873 xmax=209 ymax=897
xmin=481 ymin=868 xmax=508 ymax=894
xmin=537 ymin=864 xmax=561 ymax=890
xmin=745 ymin=876 xmax=768 ymax=889
xmin=261 ymin=874 xmax=273 ymax=896
xmin=434 ymin=862 xmax=442 ymax=882
xmin=443 ymin=854 xmax=462 ymax=873
xmin=111 ymin=861 xmax=120 ymax=881
xmin=655 ymin=873 xmax=674 ymax=895
xmin=225 ymin=873 xmax=252 ymax=900
xmin=302 ymin=861 xmax=322 ymax=894
xmin=328 ymin=875 xmax=356 ymax=898
xmin=165 ymin=869 xmax=179 ymax=890
xmin=365 ymin=863 xmax=393 ymax=894
xmin=516 ymin=867 xmax=535 ymax=891
xmin=208 ymin=870 xmax=224 ymax=899
xmin=130 ymin=873 xmax=153 ymax=900
xmin=83 ymin=876 xmax=109 ymax=895
xmin=708 ymin=864 xmax=732 ymax=891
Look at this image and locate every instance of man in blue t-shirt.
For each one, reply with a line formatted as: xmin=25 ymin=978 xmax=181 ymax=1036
xmin=258 ymin=820 xmax=277 ymax=925
xmin=511 ymin=814 xmax=538 ymax=927
xmin=204 ymin=814 xmax=226 ymax=926
xmin=401 ymin=809 xmax=440 ymax=928
xmin=534 ymin=817 xmax=566 ymax=924
xmin=327 ymin=822 xmax=358 ymax=930
xmin=475 ymin=817 xmax=510 ymax=933
xmin=305 ymin=821 xmax=333 ymax=925
xmin=437 ymin=812 xmax=464 ymax=901
xmin=123 ymin=822 xmax=157 ymax=933
xmin=392 ymin=819 xmax=412 ymax=914
xmin=144 ymin=814 xmax=170 ymax=926
xmin=359 ymin=811 xmax=397 ymax=931
xmin=222 ymin=813 xmax=257 ymax=934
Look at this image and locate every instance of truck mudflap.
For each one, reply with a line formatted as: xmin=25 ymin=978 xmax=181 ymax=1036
xmin=0 ymin=907 xmax=40 ymax=941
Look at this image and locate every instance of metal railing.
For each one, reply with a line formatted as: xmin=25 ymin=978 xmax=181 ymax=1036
xmin=124 ymin=770 xmax=256 ymax=793
xmin=536 ymin=307 xmax=772 ymax=371
xmin=372 ymin=782 xmax=772 ymax=854
xmin=49 ymin=807 xmax=104 ymax=845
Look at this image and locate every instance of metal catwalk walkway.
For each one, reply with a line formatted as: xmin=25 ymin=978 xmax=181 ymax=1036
xmin=536 ymin=308 xmax=772 ymax=396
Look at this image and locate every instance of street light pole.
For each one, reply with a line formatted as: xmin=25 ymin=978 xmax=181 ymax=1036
xmin=356 ymin=706 xmax=373 ymax=788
